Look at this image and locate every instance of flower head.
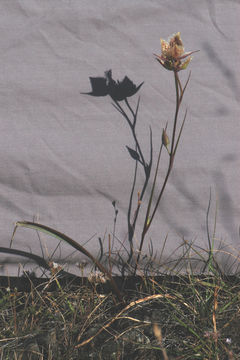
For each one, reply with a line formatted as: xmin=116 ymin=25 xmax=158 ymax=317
xmin=154 ymin=32 xmax=198 ymax=71
xmin=88 ymin=270 xmax=107 ymax=284
xmin=82 ymin=70 xmax=143 ymax=101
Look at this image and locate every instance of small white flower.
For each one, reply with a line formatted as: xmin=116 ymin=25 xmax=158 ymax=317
xmin=88 ymin=270 xmax=107 ymax=284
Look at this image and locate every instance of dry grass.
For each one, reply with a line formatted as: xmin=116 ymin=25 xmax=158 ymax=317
xmin=0 ymin=268 xmax=239 ymax=359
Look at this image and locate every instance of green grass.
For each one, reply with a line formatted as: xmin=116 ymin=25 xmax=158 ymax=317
xmin=0 ymin=266 xmax=239 ymax=359
xmin=1 ymin=221 xmax=240 ymax=359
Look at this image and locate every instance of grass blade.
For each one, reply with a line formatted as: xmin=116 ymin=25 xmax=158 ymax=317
xmin=12 ymin=221 xmax=124 ymax=303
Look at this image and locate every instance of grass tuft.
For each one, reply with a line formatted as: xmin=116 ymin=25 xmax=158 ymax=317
xmin=0 ymin=265 xmax=239 ymax=359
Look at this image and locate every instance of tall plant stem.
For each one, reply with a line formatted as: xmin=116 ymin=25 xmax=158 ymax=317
xmin=134 ymin=70 xmax=186 ymax=274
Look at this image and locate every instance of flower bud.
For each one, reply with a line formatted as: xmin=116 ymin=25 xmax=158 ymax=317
xmin=162 ymin=128 xmax=170 ymax=148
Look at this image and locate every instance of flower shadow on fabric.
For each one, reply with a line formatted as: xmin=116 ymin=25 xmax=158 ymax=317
xmin=82 ymin=70 xmax=144 ymax=102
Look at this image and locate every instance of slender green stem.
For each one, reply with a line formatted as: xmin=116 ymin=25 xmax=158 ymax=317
xmin=147 ymin=71 xmax=181 ymax=231
xmin=134 ymin=70 xmax=187 ymax=274
xmin=140 ymin=125 xmax=167 ymax=248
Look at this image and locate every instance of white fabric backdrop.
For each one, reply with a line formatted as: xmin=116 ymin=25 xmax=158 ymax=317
xmin=0 ymin=0 xmax=239 ymax=276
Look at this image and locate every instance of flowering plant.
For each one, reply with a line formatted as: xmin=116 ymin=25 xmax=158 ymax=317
xmin=83 ymin=32 xmax=198 ymax=274
xmin=10 ymin=33 xmax=198 ymax=302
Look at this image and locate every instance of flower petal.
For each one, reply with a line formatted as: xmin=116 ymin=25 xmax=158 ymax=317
xmin=160 ymin=38 xmax=169 ymax=55
xmin=179 ymin=57 xmax=192 ymax=70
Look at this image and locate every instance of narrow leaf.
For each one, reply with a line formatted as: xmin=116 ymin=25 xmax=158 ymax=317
xmin=13 ymin=221 xmax=124 ymax=303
